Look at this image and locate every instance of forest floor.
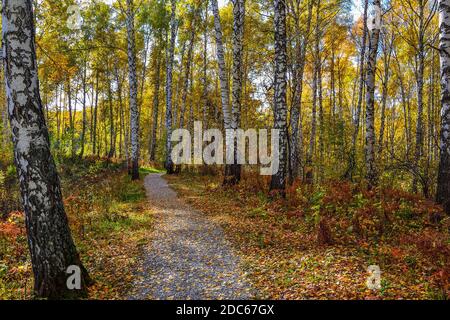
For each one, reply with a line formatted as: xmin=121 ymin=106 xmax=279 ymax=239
xmin=1 ymin=161 xmax=450 ymax=300
xmin=128 ymin=174 xmax=254 ymax=300
xmin=165 ymin=171 xmax=450 ymax=300
xmin=0 ymin=158 xmax=160 ymax=299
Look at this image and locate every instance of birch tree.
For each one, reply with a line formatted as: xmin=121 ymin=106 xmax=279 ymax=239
xmin=345 ymin=0 xmax=368 ymax=180
xmin=395 ymin=0 xmax=437 ymax=193
xmin=437 ymin=0 xmax=450 ymax=214
xmin=127 ymin=0 xmax=140 ymax=180
xmin=165 ymin=0 xmax=177 ymax=174
xmin=179 ymin=27 xmax=196 ymax=130
xmin=107 ymin=63 xmax=116 ymax=160
xmin=305 ymin=0 xmax=321 ymax=185
xmin=224 ymin=0 xmax=246 ymax=185
xmin=1 ymin=104 xmax=8 ymax=150
xmin=378 ymin=28 xmax=394 ymax=155
xmin=0 ymin=64 xmax=9 ymax=149
xmin=270 ymin=0 xmax=288 ymax=192
xmin=212 ymin=0 xmax=232 ymax=170
xmin=150 ymin=40 xmax=162 ymax=162
xmin=80 ymin=55 xmax=88 ymax=158
xmin=2 ymin=0 xmax=90 ymax=298
xmin=288 ymin=0 xmax=313 ymax=183
xmin=202 ymin=0 xmax=209 ymax=128
xmin=365 ymin=0 xmax=381 ymax=188
xmin=92 ymin=70 xmax=99 ymax=156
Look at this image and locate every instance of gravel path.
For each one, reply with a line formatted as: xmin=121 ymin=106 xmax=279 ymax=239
xmin=128 ymin=173 xmax=254 ymax=300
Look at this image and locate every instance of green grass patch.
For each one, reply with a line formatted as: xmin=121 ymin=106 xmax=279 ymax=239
xmin=119 ymin=179 xmax=146 ymax=203
xmin=139 ymin=166 xmax=165 ymax=175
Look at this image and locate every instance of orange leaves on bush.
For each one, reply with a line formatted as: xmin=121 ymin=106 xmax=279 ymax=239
xmin=390 ymin=247 xmax=404 ymax=260
xmin=401 ymin=229 xmax=450 ymax=259
xmin=317 ymin=218 xmax=333 ymax=245
xmin=239 ymin=171 xmax=270 ymax=194
xmin=0 ymin=223 xmax=23 ymax=240
xmin=430 ymin=268 xmax=450 ymax=299
xmin=286 ymin=209 xmax=304 ymax=219
xmin=285 ymin=180 xmax=304 ymax=207
xmin=322 ymin=180 xmax=353 ymax=208
xmin=0 ymin=212 xmax=25 ymax=240
xmin=381 ymin=188 xmax=422 ymax=203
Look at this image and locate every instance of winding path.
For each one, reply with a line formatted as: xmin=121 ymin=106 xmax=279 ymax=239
xmin=129 ymin=174 xmax=254 ymax=300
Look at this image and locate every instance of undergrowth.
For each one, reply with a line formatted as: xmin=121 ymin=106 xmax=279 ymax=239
xmin=167 ymin=170 xmax=450 ymax=300
xmin=0 ymin=158 xmax=153 ymax=299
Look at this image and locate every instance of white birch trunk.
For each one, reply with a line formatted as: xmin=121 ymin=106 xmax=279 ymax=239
xmin=165 ymin=0 xmax=177 ymax=173
xmin=437 ymin=0 xmax=450 ymax=214
xmin=365 ymin=0 xmax=381 ymax=188
xmin=270 ymin=0 xmax=288 ymax=192
xmin=2 ymin=0 xmax=90 ymax=298
xmin=179 ymin=30 xmax=195 ymax=130
xmin=127 ymin=0 xmax=140 ymax=179
xmin=224 ymin=0 xmax=245 ymax=184
xmin=150 ymin=41 xmax=162 ymax=162
xmin=211 ymin=0 xmax=231 ymax=131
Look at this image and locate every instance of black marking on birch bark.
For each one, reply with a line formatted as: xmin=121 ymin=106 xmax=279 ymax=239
xmin=127 ymin=0 xmax=140 ymax=180
xmin=2 ymin=0 xmax=90 ymax=298
xmin=270 ymin=0 xmax=288 ymax=193
xmin=437 ymin=0 xmax=450 ymax=214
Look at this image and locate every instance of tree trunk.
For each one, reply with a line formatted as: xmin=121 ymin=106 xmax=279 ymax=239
xmin=394 ymin=53 xmax=411 ymax=156
xmin=93 ymin=71 xmax=99 ymax=156
xmin=270 ymin=0 xmax=288 ymax=193
xmin=288 ymin=0 xmax=313 ymax=184
xmin=318 ymin=54 xmax=324 ymax=181
xmin=116 ymin=69 xmax=129 ymax=167
xmin=150 ymin=42 xmax=162 ymax=162
xmin=173 ymin=41 xmax=186 ymax=129
xmin=413 ymin=2 xmax=426 ymax=193
xmin=56 ymin=85 xmax=61 ymax=150
xmin=365 ymin=0 xmax=381 ymax=189
xmin=179 ymin=30 xmax=195 ymax=130
xmin=67 ymin=80 xmax=76 ymax=158
xmin=127 ymin=0 xmax=140 ymax=180
xmin=139 ymin=31 xmax=151 ymax=117
xmin=346 ymin=0 xmax=369 ymax=179
xmin=202 ymin=0 xmax=209 ymax=128
xmin=224 ymin=0 xmax=245 ymax=185
xmin=212 ymin=0 xmax=232 ymax=161
xmin=165 ymin=0 xmax=177 ymax=174
xmin=378 ymin=33 xmax=393 ymax=155
xmin=306 ymin=70 xmax=318 ymax=185
xmin=80 ymin=56 xmax=88 ymax=158
xmin=107 ymin=66 xmax=115 ymax=160
xmin=305 ymin=0 xmax=322 ymax=185
xmin=1 ymin=104 xmax=8 ymax=149
xmin=188 ymin=67 xmax=195 ymax=133
xmin=1 ymin=64 xmax=9 ymax=149
xmin=2 ymin=0 xmax=91 ymax=298
xmin=437 ymin=0 xmax=450 ymax=214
